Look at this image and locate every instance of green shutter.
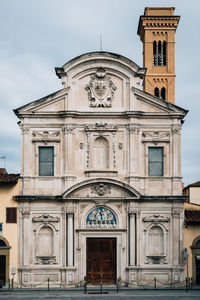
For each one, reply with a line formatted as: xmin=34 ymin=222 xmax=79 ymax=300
xmin=39 ymin=147 xmax=54 ymax=176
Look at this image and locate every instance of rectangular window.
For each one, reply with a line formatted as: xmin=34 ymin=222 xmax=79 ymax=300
xmin=148 ymin=147 xmax=163 ymax=176
xmin=39 ymin=147 xmax=54 ymax=176
xmin=6 ymin=207 xmax=17 ymax=223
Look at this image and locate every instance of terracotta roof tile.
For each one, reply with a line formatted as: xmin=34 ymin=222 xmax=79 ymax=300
xmin=184 ymin=181 xmax=200 ymax=190
xmin=185 ymin=210 xmax=200 ymax=224
xmin=0 ymin=168 xmax=19 ymax=183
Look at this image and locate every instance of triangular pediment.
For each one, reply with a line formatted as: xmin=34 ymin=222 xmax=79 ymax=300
xmin=14 ymin=89 xmax=68 ymax=117
xmin=133 ymin=87 xmax=187 ymax=115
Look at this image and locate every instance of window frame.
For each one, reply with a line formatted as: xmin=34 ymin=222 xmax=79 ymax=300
xmin=38 ymin=146 xmax=54 ymax=177
xmin=6 ymin=207 xmax=17 ymax=223
xmin=148 ymin=147 xmax=164 ymax=177
xmin=153 ymin=40 xmax=167 ymax=66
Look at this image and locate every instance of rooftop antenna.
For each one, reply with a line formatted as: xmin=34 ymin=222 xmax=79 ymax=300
xmin=100 ymin=32 xmax=102 ymax=51
xmin=0 ymin=156 xmax=6 ymax=169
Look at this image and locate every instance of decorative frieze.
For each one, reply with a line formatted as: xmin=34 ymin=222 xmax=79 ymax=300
xmin=35 ymin=256 xmax=56 ymax=265
xmin=146 ymin=255 xmax=166 ymax=264
xmin=32 ymin=214 xmax=60 ymax=223
xmin=142 ymin=131 xmax=170 ymax=141
xmin=85 ymin=123 xmax=117 ymax=132
xmin=32 ymin=130 xmax=60 ymax=142
xmin=143 ymin=214 xmax=170 ymax=223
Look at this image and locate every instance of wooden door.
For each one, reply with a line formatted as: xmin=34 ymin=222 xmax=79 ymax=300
xmin=196 ymin=256 xmax=200 ymax=284
xmin=87 ymin=238 xmax=116 ymax=284
xmin=0 ymin=255 xmax=6 ymax=286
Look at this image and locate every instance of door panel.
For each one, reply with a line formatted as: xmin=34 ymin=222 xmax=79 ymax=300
xmin=87 ymin=238 xmax=116 ymax=284
xmin=0 ymin=255 xmax=6 ymax=286
xmin=196 ymin=256 xmax=200 ymax=284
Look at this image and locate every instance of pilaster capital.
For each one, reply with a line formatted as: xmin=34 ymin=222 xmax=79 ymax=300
xmin=62 ymin=124 xmax=75 ymax=134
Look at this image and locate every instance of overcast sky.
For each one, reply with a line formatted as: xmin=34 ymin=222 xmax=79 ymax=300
xmin=0 ymin=0 xmax=199 ymax=186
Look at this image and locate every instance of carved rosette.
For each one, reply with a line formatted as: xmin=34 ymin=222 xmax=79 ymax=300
xmin=91 ymin=183 xmax=111 ymax=196
xmin=86 ymin=67 xmax=116 ymax=107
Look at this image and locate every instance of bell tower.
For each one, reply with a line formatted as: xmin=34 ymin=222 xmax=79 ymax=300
xmin=137 ymin=7 xmax=180 ymax=104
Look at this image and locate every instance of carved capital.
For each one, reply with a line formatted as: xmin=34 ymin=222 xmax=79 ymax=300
xmin=19 ymin=124 xmax=30 ymax=134
xmin=62 ymin=124 xmax=75 ymax=133
xmin=172 ymin=125 xmax=181 ymax=135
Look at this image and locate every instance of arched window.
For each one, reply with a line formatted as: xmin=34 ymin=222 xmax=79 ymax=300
xmin=153 ymin=41 xmax=167 ymax=66
xmin=161 ymin=87 xmax=166 ymax=100
xmin=93 ymin=137 xmax=109 ymax=169
xmin=158 ymin=41 xmax=162 ymax=65
xmin=0 ymin=240 xmax=6 ymax=247
xmin=154 ymin=87 xmax=160 ymax=98
xmin=149 ymin=226 xmax=164 ymax=255
xmin=163 ymin=41 xmax=167 ymax=65
xmin=196 ymin=240 xmax=200 ymax=248
xmin=153 ymin=41 xmax=157 ymax=66
xmin=37 ymin=226 xmax=53 ymax=257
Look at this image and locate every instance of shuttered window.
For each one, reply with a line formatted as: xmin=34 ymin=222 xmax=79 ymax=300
xmin=148 ymin=147 xmax=163 ymax=176
xmin=39 ymin=147 xmax=54 ymax=176
xmin=6 ymin=207 xmax=17 ymax=223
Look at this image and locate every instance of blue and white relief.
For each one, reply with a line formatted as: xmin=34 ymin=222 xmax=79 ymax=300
xmin=86 ymin=207 xmax=117 ymax=228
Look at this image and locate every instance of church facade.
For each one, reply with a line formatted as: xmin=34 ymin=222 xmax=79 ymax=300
xmin=14 ymin=8 xmax=188 ymax=287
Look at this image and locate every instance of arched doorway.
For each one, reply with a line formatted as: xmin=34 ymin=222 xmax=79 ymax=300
xmin=0 ymin=237 xmax=10 ymax=287
xmin=191 ymin=236 xmax=200 ymax=284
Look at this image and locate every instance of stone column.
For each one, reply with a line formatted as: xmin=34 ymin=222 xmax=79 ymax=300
xmin=129 ymin=213 xmax=136 ymax=266
xmin=67 ymin=213 xmax=74 ymax=266
xmin=172 ymin=125 xmax=181 ymax=177
xmin=172 ymin=211 xmax=180 ymax=265
xmin=20 ymin=125 xmax=31 ymax=176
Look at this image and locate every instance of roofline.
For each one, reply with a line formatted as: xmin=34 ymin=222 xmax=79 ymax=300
xmin=133 ymin=87 xmax=188 ymax=117
xmin=183 ymin=181 xmax=200 ymax=191
xmin=55 ymin=51 xmax=146 ymax=78
xmin=13 ymin=89 xmax=64 ymax=118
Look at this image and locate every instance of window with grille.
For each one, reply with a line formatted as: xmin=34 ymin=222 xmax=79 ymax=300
xmin=39 ymin=147 xmax=54 ymax=176
xmin=148 ymin=147 xmax=164 ymax=176
xmin=153 ymin=41 xmax=167 ymax=66
xmin=6 ymin=207 xmax=17 ymax=223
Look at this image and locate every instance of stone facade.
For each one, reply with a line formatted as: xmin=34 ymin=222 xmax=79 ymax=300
xmin=14 ymin=9 xmax=187 ymax=287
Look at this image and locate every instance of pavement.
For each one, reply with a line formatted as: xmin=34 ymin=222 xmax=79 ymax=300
xmin=1 ymin=287 xmax=200 ymax=300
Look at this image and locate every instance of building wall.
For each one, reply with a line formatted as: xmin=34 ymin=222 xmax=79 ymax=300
xmin=184 ymin=194 xmax=200 ymax=282
xmin=0 ymin=180 xmax=20 ymax=282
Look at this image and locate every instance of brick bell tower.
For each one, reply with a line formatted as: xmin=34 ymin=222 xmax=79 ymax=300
xmin=137 ymin=7 xmax=180 ymax=104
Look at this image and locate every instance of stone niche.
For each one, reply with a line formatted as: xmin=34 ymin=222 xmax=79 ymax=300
xmin=32 ymin=214 xmax=60 ymax=265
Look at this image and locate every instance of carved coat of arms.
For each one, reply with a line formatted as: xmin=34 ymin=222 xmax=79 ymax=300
xmin=86 ymin=67 xmax=116 ymax=107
